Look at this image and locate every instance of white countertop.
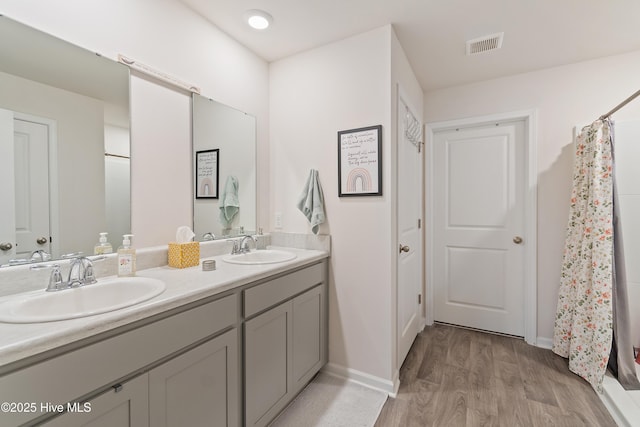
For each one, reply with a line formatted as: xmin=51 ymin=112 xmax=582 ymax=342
xmin=0 ymin=246 xmax=328 ymax=369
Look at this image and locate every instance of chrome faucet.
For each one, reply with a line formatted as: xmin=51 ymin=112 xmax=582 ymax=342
xmin=230 ymin=235 xmax=257 ymax=255
xmin=32 ymin=255 xmax=105 ymax=291
xmin=30 ymin=249 xmax=51 ymax=262
xmin=202 ymin=232 xmax=216 ymax=241
xmin=6 ymin=250 xmax=52 ymax=266
xmin=8 ymin=258 xmax=31 ymax=266
xmin=239 ymin=235 xmax=257 ymax=253
xmin=30 ymin=263 xmax=65 ymax=291
xmin=68 ymin=256 xmax=98 ymax=287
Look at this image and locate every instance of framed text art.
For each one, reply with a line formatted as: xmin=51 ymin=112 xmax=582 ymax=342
xmin=338 ymin=125 xmax=382 ymax=197
xmin=195 ymin=149 xmax=219 ymax=199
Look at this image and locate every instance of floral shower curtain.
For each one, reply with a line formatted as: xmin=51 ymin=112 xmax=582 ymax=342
xmin=553 ymin=120 xmax=614 ymax=391
xmin=553 ymin=119 xmax=640 ymax=392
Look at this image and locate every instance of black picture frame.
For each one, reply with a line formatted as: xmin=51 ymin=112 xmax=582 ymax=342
xmin=338 ymin=125 xmax=382 ymax=197
xmin=195 ymin=149 xmax=219 ymax=199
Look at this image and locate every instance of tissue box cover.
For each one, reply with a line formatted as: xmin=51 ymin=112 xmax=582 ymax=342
xmin=168 ymin=242 xmax=200 ymax=268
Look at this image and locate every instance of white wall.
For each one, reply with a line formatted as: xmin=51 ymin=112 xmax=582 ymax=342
xmin=270 ymin=25 xmax=423 ymax=388
xmin=129 ymin=77 xmax=191 ymax=247
xmin=1 ymin=0 xmax=270 ymax=248
xmin=270 ymin=26 xmax=394 ymax=385
xmin=423 ymin=49 xmax=640 ymax=342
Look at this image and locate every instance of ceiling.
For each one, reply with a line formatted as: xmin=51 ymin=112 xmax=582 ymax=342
xmin=179 ymin=0 xmax=640 ymax=92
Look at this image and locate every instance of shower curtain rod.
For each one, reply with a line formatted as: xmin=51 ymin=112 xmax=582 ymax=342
xmin=600 ymin=88 xmax=640 ymax=120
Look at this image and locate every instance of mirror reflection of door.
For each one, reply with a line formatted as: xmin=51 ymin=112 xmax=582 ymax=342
xmin=14 ymin=115 xmax=52 ymax=260
xmin=0 ymin=109 xmax=53 ymax=265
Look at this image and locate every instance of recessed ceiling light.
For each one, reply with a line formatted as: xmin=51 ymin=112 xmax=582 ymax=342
xmin=245 ymin=9 xmax=273 ymax=30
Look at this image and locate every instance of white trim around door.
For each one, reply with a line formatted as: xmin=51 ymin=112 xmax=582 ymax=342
xmin=425 ymin=109 xmax=538 ymax=346
xmin=14 ymin=112 xmax=59 ymax=258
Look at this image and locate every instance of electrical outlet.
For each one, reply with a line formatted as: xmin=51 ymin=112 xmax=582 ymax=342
xmin=274 ymin=212 xmax=283 ymax=229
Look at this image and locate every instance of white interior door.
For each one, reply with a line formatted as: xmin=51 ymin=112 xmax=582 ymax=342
xmin=397 ymin=98 xmax=423 ymax=365
xmin=13 ymin=118 xmax=51 ymax=258
xmin=0 ymin=109 xmax=16 ymax=265
xmin=433 ymin=120 xmax=525 ymax=336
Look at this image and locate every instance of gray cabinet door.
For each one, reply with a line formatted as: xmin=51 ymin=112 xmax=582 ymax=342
xmin=42 ymin=374 xmax=149 ymax=427
xmin=292 ymin=285 xmax=326 ymax=393
xmin=244 ymin=301 xmax=292 ymax=427
xmin=149 ymin=329 xmax=239 ymax=427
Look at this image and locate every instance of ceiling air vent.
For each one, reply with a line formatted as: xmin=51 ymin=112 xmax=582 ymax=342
xmin=466 ymin=32 xmax=504 ymax=55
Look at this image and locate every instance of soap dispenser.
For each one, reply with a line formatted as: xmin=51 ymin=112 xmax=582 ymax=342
xmin=117 ymin=234 xmax=136 ymax=277
xmin=94 ymin=232 xmax=113 ymax=255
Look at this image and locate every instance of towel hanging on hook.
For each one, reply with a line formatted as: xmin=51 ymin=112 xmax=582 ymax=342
xmin=296 ymin=169 xmax=326 ymax=235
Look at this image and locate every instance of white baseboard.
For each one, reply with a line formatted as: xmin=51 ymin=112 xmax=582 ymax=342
xmin=600 ymin=373 xmax=639 ymax=427
xmin=322 ymin=363 xmax=399 ymax=396
xmin=536 ymin=337 xmax=553 ymax=349
xmin=419 ymin=317 xmax=427 ymax=330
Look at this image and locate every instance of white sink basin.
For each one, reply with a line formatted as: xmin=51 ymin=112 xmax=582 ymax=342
xmin=0 ymin=277 xmax=166 ymax=323
xmin=223 ymin=249 xmax=297 ymax=265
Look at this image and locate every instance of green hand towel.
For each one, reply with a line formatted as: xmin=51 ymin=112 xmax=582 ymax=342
xmin=296 ymin=169 xmax=326 ymax=234
xmin=219 ymin=175 xmax=239 ymax=227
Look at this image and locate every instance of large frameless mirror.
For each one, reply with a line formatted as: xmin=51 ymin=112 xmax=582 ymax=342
xmin=192 ymin=94 xmax=256 ymax=241
xmin=0 ymin=16 xmax=130 ymax=267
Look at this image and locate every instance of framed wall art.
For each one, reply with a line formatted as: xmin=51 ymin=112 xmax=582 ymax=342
xmin=195 ymin=149 xmax=219 ymax=199
xmin=338 ymin=125 xmax=382 ymax=197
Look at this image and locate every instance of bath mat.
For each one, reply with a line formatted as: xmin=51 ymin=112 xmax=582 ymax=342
xmin=270 ymin=372 xmax=387 ymax=427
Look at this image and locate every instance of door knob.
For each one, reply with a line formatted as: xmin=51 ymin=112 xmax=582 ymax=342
xmin=37 ymin=237 xmax=48 ymax=245
xmin=0 ymin=242 xmax=13 ymax=251
xmin=399 ymin=244 xmax=410 ymax=253
xmin=513 ymin=236 xmax=523 ymax=244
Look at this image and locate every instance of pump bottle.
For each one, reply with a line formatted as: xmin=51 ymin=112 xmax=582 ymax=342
xmin=117 ymin=234 xmax=136 ymax=277
xmin=94 ymin=232 xmax=113 ymax=255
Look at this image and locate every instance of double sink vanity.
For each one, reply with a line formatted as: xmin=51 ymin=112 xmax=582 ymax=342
xmin=0 ymin=15 xmax=326 ymax=427
xmin=0 ymin=237 xmax=329 ymax=427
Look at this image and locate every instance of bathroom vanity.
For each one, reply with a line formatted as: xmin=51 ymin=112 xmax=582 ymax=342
xmin=0 ymin=246 xmax=328 ymax=427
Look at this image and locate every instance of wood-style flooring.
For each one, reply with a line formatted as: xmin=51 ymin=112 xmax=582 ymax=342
xmin=375 ymin=323 xmax=617 ymax=427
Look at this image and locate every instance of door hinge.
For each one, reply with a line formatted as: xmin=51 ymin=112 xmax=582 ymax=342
xmin=418 ymin=294 xmax=422 ymax=304
xmin=418 ymin=218 xmax=421 ymax=229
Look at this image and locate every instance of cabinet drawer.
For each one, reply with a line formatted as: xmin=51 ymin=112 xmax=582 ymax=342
xmin=243 ymin=262 xmax=325 ymax=318
xmin=0 ymin=294 xmax=238 ymax=426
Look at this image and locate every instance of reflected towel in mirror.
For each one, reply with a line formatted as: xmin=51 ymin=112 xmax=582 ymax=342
xmin=296 ymin=169 xmax=326 ymax=234
xmin=219 ymin=176 xmax=240 ymax=227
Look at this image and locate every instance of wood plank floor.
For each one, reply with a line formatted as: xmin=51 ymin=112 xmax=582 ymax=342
xmin=375 ymin=324 xmax=617 ymax=427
